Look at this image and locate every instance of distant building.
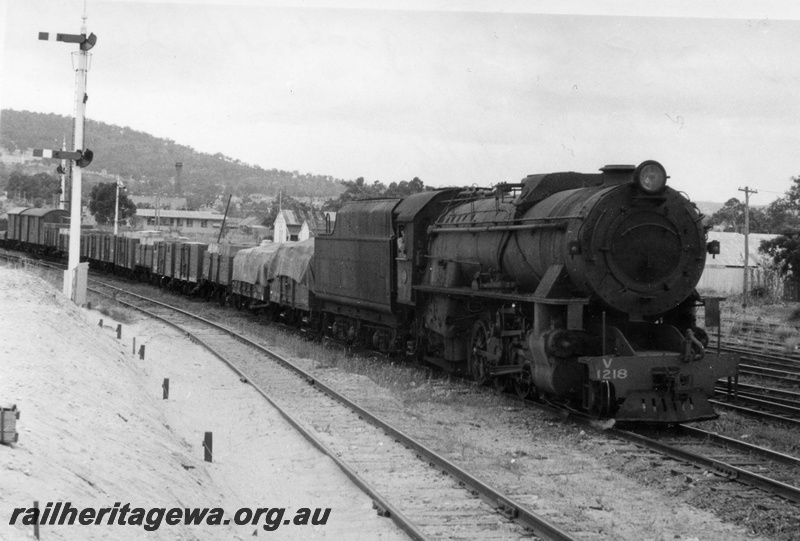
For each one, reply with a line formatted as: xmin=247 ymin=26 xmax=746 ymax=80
xmin=130 ymin=195 xmax=187 ymax=210
xmin=248 ymin=194 xmax=276 ymax=204
xmin=132 ymin=209 xmax=236 ymax=233
xmin=238 ymin=216 xmax=272 ymax=241
xmin=697 ymin=231 xmax=778 ymax=295
xmin=273 ymin=209 xmax=335 ymax=243
xmin=237 ymin=216 xmax=264 ymax=231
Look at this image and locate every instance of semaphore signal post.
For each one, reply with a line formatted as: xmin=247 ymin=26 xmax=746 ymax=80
xmin=32 ymin=7 xmax=97 ymax=305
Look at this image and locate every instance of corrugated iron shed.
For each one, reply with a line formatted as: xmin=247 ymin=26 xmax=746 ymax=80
xmin=705 ymin=231 xmax=777 ymax=268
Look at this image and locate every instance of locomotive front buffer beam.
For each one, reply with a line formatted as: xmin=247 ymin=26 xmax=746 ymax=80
xmin=579 ymin=351 xmax=739 ymax=423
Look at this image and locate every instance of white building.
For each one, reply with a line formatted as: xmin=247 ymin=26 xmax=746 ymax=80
xmin=273 ymin=210 xmax=335 ymax=243
xmin=697 ymin=231 xmax=778 ymax=295
xmin=133 ymin=209 xmax=236 ymax=233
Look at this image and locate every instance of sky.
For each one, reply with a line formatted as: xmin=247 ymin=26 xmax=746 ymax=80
xmin=1 ymin=0 xmax=800 ymax=206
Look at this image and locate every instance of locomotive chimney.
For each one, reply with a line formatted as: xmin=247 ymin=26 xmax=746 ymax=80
xmin=174 ymin=162 xmax=183 ymax=195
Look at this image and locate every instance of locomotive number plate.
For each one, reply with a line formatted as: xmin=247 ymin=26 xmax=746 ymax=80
xmin=596 ymin=357 xmax=627 ymax=380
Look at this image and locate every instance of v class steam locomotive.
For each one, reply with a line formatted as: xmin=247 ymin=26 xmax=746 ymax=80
xmin=405 ymin=160 xmax=737 ymax=423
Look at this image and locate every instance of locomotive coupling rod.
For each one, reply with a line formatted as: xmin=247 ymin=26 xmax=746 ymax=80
xmin=430 ymin=221 xmax=567 ymax=234
xmin=488 ymin=364 xmax=524 ymax=376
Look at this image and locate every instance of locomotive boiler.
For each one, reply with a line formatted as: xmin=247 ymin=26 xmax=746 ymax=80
xmin=416 ymin=161 xmax=737 ymax=423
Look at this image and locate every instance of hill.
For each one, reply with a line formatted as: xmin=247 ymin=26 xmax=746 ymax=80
xmin=0 ymin=109 xmax=344 ymax=207
xmin=694 ymin=201 xmax=724 ymax=218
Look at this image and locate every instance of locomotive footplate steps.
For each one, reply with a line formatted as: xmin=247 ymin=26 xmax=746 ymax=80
xmin=580 ymin=352 xmax=739 ymax=423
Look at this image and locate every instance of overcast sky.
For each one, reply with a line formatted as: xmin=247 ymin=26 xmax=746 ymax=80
xmin=2 ymin=0 xmax=799 ymax=205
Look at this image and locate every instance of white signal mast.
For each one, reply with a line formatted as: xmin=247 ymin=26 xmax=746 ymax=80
xmin=34 ymin=3 xmax=97 ymax=304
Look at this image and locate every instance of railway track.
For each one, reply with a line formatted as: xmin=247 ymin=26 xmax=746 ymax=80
xmin=86 ymin=278 xmax=577 ymax=541
xmin=610 ymin=425 xmax=800 ymax=505
xmin=713 ymin=381 xmax=800 ymax=425
xmin=5 ymin=251 xmax=800 ymax=429
xmin=722 ymin=349 xmax=800 ymax=382
xmin=702 ymin=331 xmax=800 ymax=423
xmin=717 ymin=328 xmax=800 ymax=367
xmin=6 ymin=253 xmax=800 ymax=517
xmin=89 ymin=276 xmax=800 ymax=512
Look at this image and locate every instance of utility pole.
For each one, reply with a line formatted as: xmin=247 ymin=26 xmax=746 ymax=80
xmin=739 ymin=186 xmax=758 ymax=309
xmin=114 ymin=177 xmax=124 ymax=235
xmin=217 ymin=194 xmax=232 ymax=243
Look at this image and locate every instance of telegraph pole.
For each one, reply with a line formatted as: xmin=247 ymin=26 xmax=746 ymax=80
xmin=739 ymin=186 xmax=758 ymax=309
xmin=114 ymin=177 xmax=123 ymax=235
xmin=35 ymin=5 xmax=97 ymax=304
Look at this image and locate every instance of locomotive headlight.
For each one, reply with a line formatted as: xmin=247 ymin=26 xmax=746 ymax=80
xmin=634 ymin=160 xmax=668 ymax=194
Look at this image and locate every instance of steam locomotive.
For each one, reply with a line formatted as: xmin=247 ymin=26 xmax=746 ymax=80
xmin=3 ymin=160 xmax=738 ymax=423
xmin=315 ymin=160 xmax=737 ymax=423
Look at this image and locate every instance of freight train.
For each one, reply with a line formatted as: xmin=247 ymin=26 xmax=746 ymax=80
xmin=2 ymin=160 xmax=738 ymax=423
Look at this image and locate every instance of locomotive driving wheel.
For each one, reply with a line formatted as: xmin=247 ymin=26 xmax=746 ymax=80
xmin=493 ymin=376 xmax=509 ymax=393
xmin=514 ymin=363 xmax=536 ymax=400
xmin=469 ymin=319 xmax=501 ymax=386
xmin=405 ymin=318 xmax=425 ymax=362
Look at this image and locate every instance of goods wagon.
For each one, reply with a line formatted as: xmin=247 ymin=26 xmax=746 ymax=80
xmin=6 ymin=208 xmax=69 ymax=252
xmin=201 ymin=243 xmax=252 ymax=301
xmin=231 ymin=240 xmax=314 ymax=317
xmin=177 ymin=242 xmax=207 ymax=285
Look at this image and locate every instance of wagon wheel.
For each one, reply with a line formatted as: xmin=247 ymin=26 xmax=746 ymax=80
xmin=469 ymin=319 xmax=494 ymax=386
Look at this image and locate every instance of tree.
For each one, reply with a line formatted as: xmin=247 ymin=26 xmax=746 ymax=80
xmin=6 ymin=171 xmax=60 ymax=207
xmin=706 ymin=197 xmax=773 ymax=233
xmin=761 ymin=197 xmax=800 ymax=233
xmin=384 ymin=177 xmax=426 ymax=198
xmin=88 ymin=182 xmax=137 ymax=225
xmin=263 ymin=195 xmax=312 ymax=226
xmin=322 ymin=176 xmax=428 ymax=212
xmin=784 ymin=175 xmax=800 ymax=209
xmin=759 ymin=176 xmax=800 ymax=276
xmin=760 ymin=232 xmax=800 ymax=277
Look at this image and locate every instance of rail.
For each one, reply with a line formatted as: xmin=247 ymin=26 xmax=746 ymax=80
xmin=87 ymin=279 xmax=579 ymax=541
